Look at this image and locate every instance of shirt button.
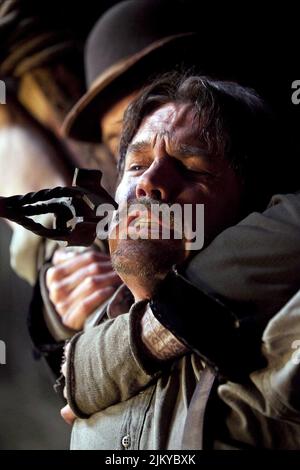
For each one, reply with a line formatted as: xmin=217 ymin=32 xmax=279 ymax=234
xmin=121 ymin=435 xmax=131 ymax=449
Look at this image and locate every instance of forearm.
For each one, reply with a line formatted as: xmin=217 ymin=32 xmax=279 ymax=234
xmin=65 ymin=301 xmax=165 ymax=418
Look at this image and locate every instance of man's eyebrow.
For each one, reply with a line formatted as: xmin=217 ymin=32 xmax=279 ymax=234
xmin=127 ymin=140 xmax=151 ymax=154
xmin=172 ymin=144 xmax=212 ymax=160
xmin=126 ymin=141 xmax=212 ymax=159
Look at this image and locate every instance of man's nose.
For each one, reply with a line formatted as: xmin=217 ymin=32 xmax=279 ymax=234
xmin=135 ymin=158 xmax=181 ymax=201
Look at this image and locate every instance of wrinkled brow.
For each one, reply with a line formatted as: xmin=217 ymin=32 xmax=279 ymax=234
xmin=174 ymin=144 xmax=212 ymax=159
xmin=127 ymin=139 xmax=212 ymax=160
xmin=127 ymin=140 xmax=151 ymax=154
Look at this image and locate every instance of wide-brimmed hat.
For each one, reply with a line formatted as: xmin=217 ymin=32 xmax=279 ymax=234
xmin=62 ymin=0 xmax=201 ymax=143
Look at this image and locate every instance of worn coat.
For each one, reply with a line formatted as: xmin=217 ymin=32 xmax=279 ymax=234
xmin=65 ymin=285 xmax=300 ymax=450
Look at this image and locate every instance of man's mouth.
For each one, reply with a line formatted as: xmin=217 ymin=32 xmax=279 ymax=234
xmin=127 ymin=211 xmax=147 ymax=228
xmin=111 ymin=201 xmax=182 ymax=240
xmin=127 ymin=210 xmax=168 ymax=228
xmin=127 ymin=211 xmax=178 ymax=240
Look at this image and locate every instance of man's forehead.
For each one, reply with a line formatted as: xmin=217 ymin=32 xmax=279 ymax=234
xmin=131 ymin=102 xmax=198 ymax=146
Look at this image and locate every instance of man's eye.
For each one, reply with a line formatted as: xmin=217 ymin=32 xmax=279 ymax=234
xmin=186 ymin=168 xmax=212 ymax=178
xmin=127 ymin=164 xmax=144 ymax=172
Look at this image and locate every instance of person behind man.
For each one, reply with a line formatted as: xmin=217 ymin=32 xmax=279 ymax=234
xmin=60 ymin=73 xmax=300 ymax=449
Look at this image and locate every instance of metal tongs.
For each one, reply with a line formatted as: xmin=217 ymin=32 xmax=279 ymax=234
xmin=0 ymin=168 xmax=118 ymax=246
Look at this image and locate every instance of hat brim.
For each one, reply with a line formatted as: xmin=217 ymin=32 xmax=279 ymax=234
xmin=62 ymin=33 xmax=197 ymax=143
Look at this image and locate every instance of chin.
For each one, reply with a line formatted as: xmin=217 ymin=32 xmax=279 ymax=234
xmin=111 ymin=238 xmax=185 ymax=280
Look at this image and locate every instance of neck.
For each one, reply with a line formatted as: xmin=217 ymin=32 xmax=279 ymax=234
xmin=119 ymin=273 xmax=165 ymax=302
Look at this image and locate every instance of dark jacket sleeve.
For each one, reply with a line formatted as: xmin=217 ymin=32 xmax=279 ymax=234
xmin=27 ymin=277 xmax=65 ymax=378
xmin=27 ymin=263 xmax=74 ymax=378
xmin=150 ymin=193 xmax=300 ymax=381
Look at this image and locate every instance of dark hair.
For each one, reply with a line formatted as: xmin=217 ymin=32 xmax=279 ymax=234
xmin=119 ymin=72 xmax=289 ymax=212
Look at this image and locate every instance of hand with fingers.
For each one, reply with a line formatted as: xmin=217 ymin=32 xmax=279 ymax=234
xmin=46 ymin=248 xmax=122 ymax=330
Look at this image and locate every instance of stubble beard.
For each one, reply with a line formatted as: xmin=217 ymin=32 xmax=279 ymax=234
xmin=111 ymin=238 xmax=185 ymax=282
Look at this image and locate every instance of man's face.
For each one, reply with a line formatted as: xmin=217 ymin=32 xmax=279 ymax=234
xmin=109 ymin=102 xmax=243 ymax=289
xmin=100 ymin=92 xmax=139 ymax=159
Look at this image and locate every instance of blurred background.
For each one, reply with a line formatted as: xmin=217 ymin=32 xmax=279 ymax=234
xmin=0 ymin=0 xmax=119 ymax=449
xmin=0 ymin=0 xmax=299 ymax=449
xmin=0 ymin=221 xmax=69 ymax=449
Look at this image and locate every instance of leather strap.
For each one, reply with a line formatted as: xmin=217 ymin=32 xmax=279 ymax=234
xmin=181 ymin=367 xmax=216 ymax=450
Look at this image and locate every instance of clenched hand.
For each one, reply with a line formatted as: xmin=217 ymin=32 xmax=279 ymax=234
xmin=46 ymin=248 xmax=121 ymax=330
